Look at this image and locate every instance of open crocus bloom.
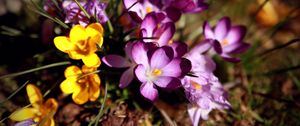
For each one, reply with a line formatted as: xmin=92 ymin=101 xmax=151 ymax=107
xmin=181 ymin=47 xmax=230 ymax=126
xmin=140 ymin=12 xmax=175 ymax=46
xmin=63 ymin=0 xmax=108 ymax=26
xmin=102 ymin=42 xmax=136 ymax=88
xmin=60 ymin=65 xmax=101 ymax=104
xmin=203 ymin=17 xmax=250 ymax=62
xmin=168 ymin=0 xmax=208 ymax=13
xmin=54 ymin=23 xmax=103 ymax=67
xmin=132 ymin=42 xmax=191 ymax=101
xmin=10 ymin=84 xmax=58 ymax=126
xmin=123 ymin=0 xmax=161 ymax=22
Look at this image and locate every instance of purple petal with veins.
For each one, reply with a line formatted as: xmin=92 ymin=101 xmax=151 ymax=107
xmin=119 ymin=67 xmax=134 ymax=88
xmin=203 ymin=21 xmax=215 ymax=39
xmin=150 ymin=46 xmax=174 ymax=69
xmin=140 ymin=81 xmax=158 ymax=101
xmin=135 ymin=64 xmax=147 ymax=82
xmin=226 ymin=26 xmax=246 ymax=44
xmin=153 ymin=76 xmax=181 ymax=89
xmin=215 ymin=17 xmax=230 ymax=41
xmin=102 ymin=55 xmax=130 ymax=68
xmin=169 ymin=42 xmax=188 ymax=57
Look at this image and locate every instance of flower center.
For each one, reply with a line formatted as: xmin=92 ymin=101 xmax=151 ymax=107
xmin=146 ymin=6 xmax=153 ymax=13
xmin=221 ymin=39 xmax=229 ymax=46
xmin=191 ymin=81 xmax=202 ymax=90
xmin=151 ymin=68 xmax=162 ymax=76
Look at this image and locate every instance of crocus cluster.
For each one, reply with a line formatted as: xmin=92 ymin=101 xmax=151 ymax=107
xmin=102 ymin=1 xmax=251 ymax=125
xmin=9 ymin=0 xmax=251 ymax=125
xmin=9 ymin=84 xmax=58 ymax=126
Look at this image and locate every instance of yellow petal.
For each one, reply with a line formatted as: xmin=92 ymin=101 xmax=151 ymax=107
xmin=9 ymin=108 xmax=37 ymax=121
xmin=72 ymin=86 xmax=89 ymax=104
xmin=68 ymin=51 xmax=84 ymax=60
xmin=86 ymin=23 xmax=104 ymax=35
xmin=82 ymin=53 xmax=101 ymax=67
xmin=26 ymin=84 xmax=43 ymax=107
xmin=70 ymin=25 xmax=88 ymax=44
xmin=53 ymin=36 xmax=75 ymax=52
xmin=60 ymin=78 xmax=80 ymax=94
xmin=49 ymin=118 xmax=55 ymax=126
xmin=38 ymin=117 xmax=54 ymax=126
xmin=90 ymin=74 xmax=101 ymax=86
xmin=44 ymin=98 xmax=58 ymax=113
xmin=64 ymin=65 xmax=82 ymax=78
xmin=86 ymin=23 xmax=104 ymax=47
xmin=88 ymin=77 xmax=100 ymax=101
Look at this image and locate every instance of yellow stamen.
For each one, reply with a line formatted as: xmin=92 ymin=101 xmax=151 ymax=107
xmin=168 ymin=40 xmax=173 ymax=45
xmin=222 ymin=39 xmax=229 ymax=46
xmin=191 ymin=81 xmax=202 ymax=90
xmin=146 ymin=6 xmax=152 ymax=13
xmin=151 ymin=68 xmax=162 ymax=76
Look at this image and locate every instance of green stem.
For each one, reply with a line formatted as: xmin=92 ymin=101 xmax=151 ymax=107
xmin=0 ymin=61 xmax=71 ymax=79
xmin=74 ymin=0 xmax=90 ymax=19
xmin=88 ymin=82 xmax=108 ymax=126
xmin=0 ymin=81 xmax=29 ymax=105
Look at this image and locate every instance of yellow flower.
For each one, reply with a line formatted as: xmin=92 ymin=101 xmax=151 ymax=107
xmin=54 ymin=23 xmax=104 ymax=67
xmin=60 ymin=65 xmax=101 ymax=104
xmin=10 ymin=84 xmax=58 ymax=126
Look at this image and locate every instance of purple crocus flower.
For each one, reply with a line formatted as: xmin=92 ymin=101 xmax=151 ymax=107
xmin=168 ymin=0 xmax=208 ymax=13
xmin=123 ymin=0 xmax=162 ymax=22
xmin=181 ymin=47 xmax=231 ymax=126
xmin=14 ymin=119 xmax=37 ymax=126
xmin=102 ymin=42 xmax=136 ymax=88
xmin=203 ymin=16 xmax=250 ymax=62
xmin=132 ymin=42 xmax=191 ymax=101
xmin=63 ymin=0 xmax=108 ymax=26
xmin=140 ymin=12 xmax=175 ymax=46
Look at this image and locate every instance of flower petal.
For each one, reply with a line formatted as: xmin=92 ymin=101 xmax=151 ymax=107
xmin=211 ymin=40 xmax=222 ymax=54
xmin=150 ymin=46 xmax=173 ymax=69
xmin=223 ymin=42 xmax=250 ymax=54
xmin=68 ymin=51 xmax=84 ymax=60
xmin=125 ymin=42 xmax=134 ymax=59
xmin=9 ymin=108 xmax=37 ymax=121
xmin=60 ymin=78 xmax=80 ymax=94
xmin=82 ymin=53 xmax=101 ymax=67
xmin=88 ymin=77 xmax=101 ymax=101
xmin=141 ymin=14 xmax=157 ymax=39
xmin=169 ymin=42 xmax=187 ymax=58
xmin=187 ymin=105 xmax=202 ymax=126
xmin=14 ymin=119 xmax=37 ymax=126
xmin=215 ymin=17 xmax=230 ymax=41
xmin=53 ymin=36 xmax=75 ymax=53
xmin=220 ymin=54 xmax=240 ymax=63
xmin=189 ymin=40 xmax=211 ymax=54
xmin=203 ymin=21 xmax=214 ymax=39
xmin=44 ymin=98 xmax=58 ymax=113
xmin=69 ymin=25 xmax=88 ymax=43
xmin=161 ymin=58 xmax=182 ymax=77
xmin=64 ymin=65 xmax=82 ymax=77
xmin=135 ymin=64 xmax=147 ymax=82
xmin=153 ymin=76 xmax=181 ymax=89
xmin=86 ymin=23 xmax=104 ymax=47
xmin=226 ymin=26 xmax=246 ymax=44
xmin=119 ymin=67 xmax=134 ymax=88
xmin=72 ymin=86 xmax=89 ymax=104
xmin=102 ymin=55 xmax=130 ymax=68
xmin=140 ymin=81 xmax=158 ymax=101
xmin=132 ymin=42 xmax=149 ymax=66
xmin=86 ymin=23 xmax=104 ymax=35
xmin=26 ymin=84 xmax=43 ymax=107
xmin=155 ymin=22 xmax=175 ymax=46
